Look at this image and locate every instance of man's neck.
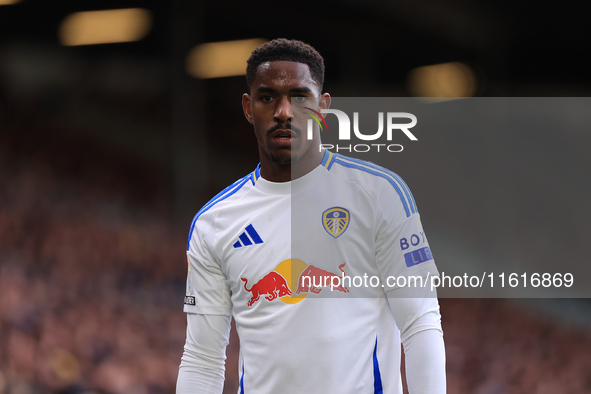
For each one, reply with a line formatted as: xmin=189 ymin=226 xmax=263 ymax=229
xmin=259 ymin=151 xmax=323 ymax=182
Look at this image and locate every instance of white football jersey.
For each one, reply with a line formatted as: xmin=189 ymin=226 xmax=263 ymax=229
xmin=184 ymin=150 xmax=439 ymax=394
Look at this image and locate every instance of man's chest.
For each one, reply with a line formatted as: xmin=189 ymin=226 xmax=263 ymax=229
xmin=213 ymin=192 xmax=378 ymax=308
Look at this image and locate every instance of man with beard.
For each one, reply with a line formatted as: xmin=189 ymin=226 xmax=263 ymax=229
xmin=177 ymin=38 xmax=446 ymax=394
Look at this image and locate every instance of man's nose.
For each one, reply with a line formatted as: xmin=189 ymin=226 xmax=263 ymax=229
xmin=274 ymin=96 xmax=292 ymax=123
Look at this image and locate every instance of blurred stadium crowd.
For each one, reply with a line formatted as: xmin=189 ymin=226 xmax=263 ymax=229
xmin=1 ymin=97 xmax=591 ymax=394
xmin=0 ymin=98 xmax=188 ymax=393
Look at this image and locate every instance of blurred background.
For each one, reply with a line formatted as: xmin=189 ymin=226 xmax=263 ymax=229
xmin=0 ymin=0 xmax=590 ymax=393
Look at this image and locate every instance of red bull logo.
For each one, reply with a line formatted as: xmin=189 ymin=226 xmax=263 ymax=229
xmin=241 ymin=272 xmax=292 ymax=307
xmin=241 ymin=259 xmax=348 ymax=306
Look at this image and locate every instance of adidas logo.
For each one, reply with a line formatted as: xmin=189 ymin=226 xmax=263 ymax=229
xmin=233 ymin=224 xmax=264 ymax=248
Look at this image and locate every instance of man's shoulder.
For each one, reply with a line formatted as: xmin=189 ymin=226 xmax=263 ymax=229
xmin=329 ymin=153 xmax=407 ymax=188
xmin=199 ymin=171 xmax=256 ymax=216
xmin=329 ymin=153 xmax=418 ymax=218
xmin=186 ymin=171 xmax=256 ymax=251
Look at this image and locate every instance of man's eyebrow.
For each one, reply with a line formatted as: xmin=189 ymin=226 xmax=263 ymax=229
xmin=255 ymin=86 xmax=277 ymax=93
xmin=290 ymin=87 xmax=314 ymax=94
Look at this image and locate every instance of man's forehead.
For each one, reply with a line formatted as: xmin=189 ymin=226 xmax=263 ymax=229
xmin=253 ymin=60 xmax=319 ymax=91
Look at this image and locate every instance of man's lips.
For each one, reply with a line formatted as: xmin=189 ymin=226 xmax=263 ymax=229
xmin=270 ymin=128 xmax=296 ymax=146
xmin=271 ymin=128 xmax=296 ymax=137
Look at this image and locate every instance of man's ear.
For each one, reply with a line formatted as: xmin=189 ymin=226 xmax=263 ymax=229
xmin=242 ymin=93 xmax=253 ymax=124
xmin=319 ymin=92 xmax=331 ymax=110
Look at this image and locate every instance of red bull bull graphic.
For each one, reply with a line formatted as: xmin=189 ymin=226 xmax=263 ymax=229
xmin=241 ymin=259 xmax=349 ymax=306
xmin=241 ymin=272 xmax=291 ymax=307
xmin=295 ymin=263 xmax=349 ymax=294
xmin=241 ymin=259 xmax=306 ymax=306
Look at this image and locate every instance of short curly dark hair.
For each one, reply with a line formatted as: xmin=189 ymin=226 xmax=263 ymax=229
xmin=246 ymin=38 xmax=325 ymax=92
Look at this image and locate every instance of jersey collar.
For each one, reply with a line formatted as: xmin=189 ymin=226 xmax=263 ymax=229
xmin=250 ymin=150 xmax=335 ymax=186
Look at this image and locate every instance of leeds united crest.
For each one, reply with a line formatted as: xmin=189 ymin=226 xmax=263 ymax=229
xmin=322 ymin=207 xmax=350 ymax=238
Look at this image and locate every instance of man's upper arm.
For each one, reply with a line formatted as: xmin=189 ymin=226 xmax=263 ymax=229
xmin=374 ymin=175 xmax=441 ymax=334
xmin=185 ymin=214 xmax=232 ymax=316
xmin=374 ymin=180 xmax=439 ymax=289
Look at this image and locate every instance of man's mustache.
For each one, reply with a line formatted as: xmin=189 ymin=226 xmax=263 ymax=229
xmin=266 ymin=123 xmax=303 ymax=135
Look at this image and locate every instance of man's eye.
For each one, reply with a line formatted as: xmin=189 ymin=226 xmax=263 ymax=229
xmin=294 ymin=96 xmax=307 ymax=103
xmin=262 ymin=96 xmax=273 ymax=102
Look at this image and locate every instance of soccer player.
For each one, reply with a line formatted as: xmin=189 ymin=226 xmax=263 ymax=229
xmin=177 ymin=38 xmax=446 ymax=394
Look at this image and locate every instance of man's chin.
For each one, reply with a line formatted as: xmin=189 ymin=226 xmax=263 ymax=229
xmin=270 ymin=154 xmax=292 ymax=165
